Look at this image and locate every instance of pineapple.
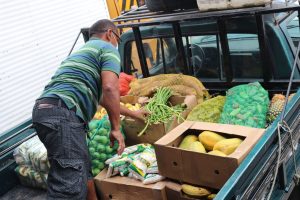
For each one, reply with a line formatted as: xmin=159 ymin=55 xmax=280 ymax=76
xmin=288 ymin=93 xmax=296 ymax=101
xmin=267 ymin=99 xmax=285 ymax=123
xmin=271 ymin=94 xmax=285 ymax=104
xmin=267 ymin=93 xmax=297 ymax=125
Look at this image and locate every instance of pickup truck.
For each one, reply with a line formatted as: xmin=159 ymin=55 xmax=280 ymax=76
xmin=0 ymin=3 xmax=300 ymax=200
xmin=113 ymin=4 xmax=300 ymax=200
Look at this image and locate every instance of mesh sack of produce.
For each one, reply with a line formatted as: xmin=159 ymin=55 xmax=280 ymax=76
xmin=128 ymin=74 xmax=209 ymax=103
xmin=187 ymin=96 xmax=226 ymax=122
xmin=87 ymin=116 xmax=126 ymax=177
xmin=219 ymin=82 xmax=269 ymax=128
xmin=28 ymin=142 xmax=50 ymax=173
xmin=13 ymin=136 xmax=42 ymax=166
xmin=15 ymin=165 xmax=47 ymax=190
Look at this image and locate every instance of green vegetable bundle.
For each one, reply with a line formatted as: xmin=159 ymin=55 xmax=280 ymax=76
xmin=187 ymin=95 xmax=226 ymax=122
xmin=15 ymin=165 xmax=47 ymax=190
xmin=88 ymin=116 xmax=125 ymax=176
xmin=219 ymin=82 xmax=269 ymax=128
xmin=138 ymin=87 xmax=185 ymax=136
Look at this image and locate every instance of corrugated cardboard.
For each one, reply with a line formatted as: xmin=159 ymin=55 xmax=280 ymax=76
xmin=94 ymin=169 xmax=168 ymax=200
xmin=154 ymin=121 xmax=265 ymax=189
xmin=121 ymin=95 xmax=197 ymax=146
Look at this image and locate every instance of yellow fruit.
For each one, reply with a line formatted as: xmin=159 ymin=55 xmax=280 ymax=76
xmin=188 ymin=141 xmax=206 ymax=153
xmin=207 ymin=194 xmax=217 ymax=199
xmin=208 ymin=150 xmax=227 ymax=157
xmin=182 ymin=184 xmax=211 ymax=197
xmin=179 ymin=135 xmax=198 ymax=150
xmin=213 ymin=138 xmax=243 ymax=155
xmin=199 ymin=131 xmax=226 ymax=151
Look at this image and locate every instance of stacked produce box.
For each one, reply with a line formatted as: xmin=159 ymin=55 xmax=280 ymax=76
xmin=13 ymin=136 xmax=49 ymax=189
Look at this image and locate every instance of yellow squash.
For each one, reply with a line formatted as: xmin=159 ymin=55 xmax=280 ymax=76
xmin=199 ymin=131 xmax=226 ymax=151
xmin=207 ymin=150 xmax=227 ymax=157
xmin=179 ymin=135 xmax=198 ymax=150
xmin=188 ymin=141 xmax=206 ymax=153
xmin=213 ymin=138 xmax=243 ymax=155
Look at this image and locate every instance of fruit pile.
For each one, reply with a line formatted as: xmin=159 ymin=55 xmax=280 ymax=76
xmin=93 ymin=102 xmax=142 ymax=120
xmin=181 ymin=184 xmax=216 ymax=199
xmin=88 ymin=117 xmax=125 ymax=176
xmin=266 ymin=93 xmax=295 ymax=125
xmin=179 ymin=131 xmax=243 ymax=156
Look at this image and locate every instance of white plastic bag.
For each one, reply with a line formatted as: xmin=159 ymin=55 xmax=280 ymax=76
xmin=28 ymin=142 xmax=50 ymax=173
xmin=13 ymin=136 xmax=41 ymax=166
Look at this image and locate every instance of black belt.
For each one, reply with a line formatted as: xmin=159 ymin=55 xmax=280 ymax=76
xmin=37 ymin=97 xmax=76 ymax=112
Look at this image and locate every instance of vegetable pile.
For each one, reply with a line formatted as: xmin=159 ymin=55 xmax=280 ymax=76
xmin=187 ymin=95 xmax=226 ymax=123
xmin=129 ymin=74 xmax=210 ymax=103
xmin=219 ymin=82 xmax=269 ymax=128
xmin=13 ymin=136 xmax=49 ymax=189
xmin=138 ymin=87 xmax=185 ymax=136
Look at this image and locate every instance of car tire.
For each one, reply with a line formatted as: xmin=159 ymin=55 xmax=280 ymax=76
xmin=145 ymin=0 xmax=198 ymax=12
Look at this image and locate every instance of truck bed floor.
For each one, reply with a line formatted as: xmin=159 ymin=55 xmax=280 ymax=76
xmin=0 ymin=185 xmax=46 ymax=200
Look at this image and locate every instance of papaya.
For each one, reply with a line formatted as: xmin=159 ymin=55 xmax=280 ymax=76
xmin=213 ymin=138 xmax=243 ymax=155
xmin=188 ymin=141 xmax=206 ymax=153
xmin=199 ymin=131 xmax=226 ymax=151
xmin=179 ymin=135 xmax=198 ymax=150
xmin=207 ymin=150 xmax=227 ymax=157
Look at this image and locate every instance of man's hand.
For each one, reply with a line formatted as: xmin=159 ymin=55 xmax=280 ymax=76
xmin=109 ymin=129 xmax=125 ymax=155
xmin=130 ymin=109 xmax=150 ymax=122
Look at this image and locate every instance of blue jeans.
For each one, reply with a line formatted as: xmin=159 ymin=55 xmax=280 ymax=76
xmin=32 ymin=98 xmax=92 ymax=200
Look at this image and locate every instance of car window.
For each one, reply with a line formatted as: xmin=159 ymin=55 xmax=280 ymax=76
xmin=125 ymin=37 xmax=181 ymax=76
xmin=227 ymin=34 xmax=263 ymax=79
xmin=128 ymin=39 xmax=160 ymax=76
xmin=280 ymin=14 xmax=300 ymax=79
xmin=188 ymin=35 xmax=224 ymax=79
xmin=286 ymin=16 xmax=300 ymax=48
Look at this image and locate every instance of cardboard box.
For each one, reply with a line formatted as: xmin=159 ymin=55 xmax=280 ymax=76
xmin=121 ymin=95 xmax=197 ymax=146
xmin=94 ymin=169 xmax=168 ymax=200
xmin=154 ymin=121 xmax=265 ymax=189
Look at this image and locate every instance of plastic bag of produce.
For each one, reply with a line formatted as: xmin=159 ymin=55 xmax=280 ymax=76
xmin=13 ymin=136 xmax=42 ymax=166
xmin=104 ymin=144 xmax=163 ymax=184
xmin=219 ymin=82 xmax=269 ymax=128
xmin=88 ymin=116 xmax=126 ymax=177
xmin=15 ymin=165 xmax=47 ymax=190
xmin=28 ymin=142 xmax=50 ymax=173
xmin=187 ymin=96 xmax=226 ymax=122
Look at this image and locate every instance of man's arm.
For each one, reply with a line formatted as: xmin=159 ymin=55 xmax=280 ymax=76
xmin=101 ymin=71 xmax=124 ymax=155
xmin=120 ymin=105 xmax=149 ymax=121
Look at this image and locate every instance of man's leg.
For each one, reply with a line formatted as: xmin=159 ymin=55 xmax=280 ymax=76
xmin=33 ymin=103 xmax=90 ymax=200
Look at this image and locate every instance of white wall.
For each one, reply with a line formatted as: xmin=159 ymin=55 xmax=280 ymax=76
xmin=0 ymin=0 xmax=109 ymax=134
